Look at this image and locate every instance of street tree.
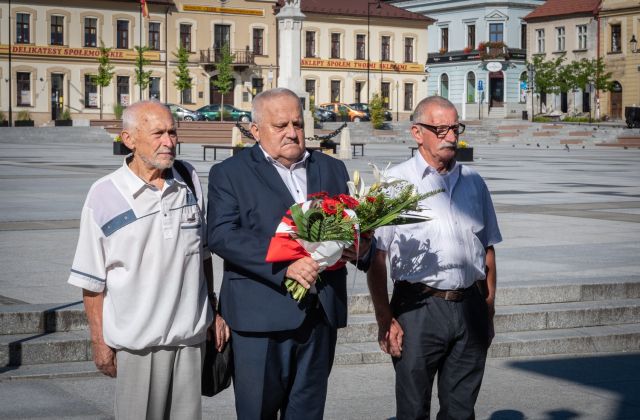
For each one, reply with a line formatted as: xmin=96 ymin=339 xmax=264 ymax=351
xmin=134 ymin=46 xmax=153 ymax=98
xmin=173 ymin=47 xmax=193 ymax=104
xmin=94 ymin=42 xmax=115 ymax=120
xmin=212 ymin=43 xmax=235 ymax=121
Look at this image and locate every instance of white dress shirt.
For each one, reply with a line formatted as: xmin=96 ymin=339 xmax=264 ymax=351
xmin=375 ymin=154 xmax=502 ymax=290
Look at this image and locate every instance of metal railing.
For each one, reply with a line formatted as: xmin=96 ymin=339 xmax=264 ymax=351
xmin=199 ymin=48 xmax=255 ymax=65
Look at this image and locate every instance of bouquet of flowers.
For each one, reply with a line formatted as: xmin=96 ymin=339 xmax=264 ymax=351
xmin=348 ymin=164 xmax=443 ymax=233
xmin=265 ymin=194 xmax=359 ymax=301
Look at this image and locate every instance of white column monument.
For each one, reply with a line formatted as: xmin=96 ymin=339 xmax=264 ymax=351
xmin=276 ymin=0 xmax=314 ymax=138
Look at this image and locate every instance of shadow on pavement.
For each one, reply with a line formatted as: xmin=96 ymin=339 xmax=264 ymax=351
xmin=506 ymin=353 xmax=640 ymax=420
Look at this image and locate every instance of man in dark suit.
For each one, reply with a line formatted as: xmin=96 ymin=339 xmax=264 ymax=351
xmin=207 ymin=88 xmax=373 ymax=420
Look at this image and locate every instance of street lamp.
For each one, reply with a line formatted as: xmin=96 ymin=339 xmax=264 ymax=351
xmin=396 ymin=81 xmax=399 ymax=121
xmin=527 ymin=63 xmax=535 ymax=121
xmin=367 ymin=0 xmax=381 ymax=103
xmin=631 ymin=35 xmax=638 ymax=53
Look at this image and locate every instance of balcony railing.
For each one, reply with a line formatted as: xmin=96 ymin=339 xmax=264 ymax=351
xmin=199 ymin=48 xmax=255 ymax=66
xmin=426 ymin=45 xmax=526 ymax=64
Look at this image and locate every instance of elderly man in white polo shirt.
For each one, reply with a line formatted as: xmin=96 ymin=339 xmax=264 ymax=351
xmin=367 ymin=96 xmax=501 ymax=420
xmin=68 ymin=100 xmax=228 ymax=419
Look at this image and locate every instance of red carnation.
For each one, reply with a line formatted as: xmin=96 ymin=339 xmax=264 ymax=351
xmin=308 ymin=191 xmax=329 ymax=199
xmin=322 ymin=198 xmax=339 ymax=215
xmin=337 ymin=194 xmax=359 ymax=209
xmin=366 ymin=196 xmax=377 ymax=203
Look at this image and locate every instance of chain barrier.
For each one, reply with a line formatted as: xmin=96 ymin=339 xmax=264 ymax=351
xmin=235 ymin=122 xmax=347 ymax=142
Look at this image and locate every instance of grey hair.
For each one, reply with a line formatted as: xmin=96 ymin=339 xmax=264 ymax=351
xmin=251 ymin=88 xmax=302 ymax=124
xmin=122 ymin=99 xmax=170 ymax=131
xmin=412 ymin=96 xmax=458 ymax=124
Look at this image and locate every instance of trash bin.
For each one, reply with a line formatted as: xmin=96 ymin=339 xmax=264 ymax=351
xmin=522 ymin=110 xmax=528 ymax=120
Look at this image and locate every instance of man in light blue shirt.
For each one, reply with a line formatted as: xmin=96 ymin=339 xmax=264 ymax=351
xmin=368 ymin=96 xmax=501 ymax=420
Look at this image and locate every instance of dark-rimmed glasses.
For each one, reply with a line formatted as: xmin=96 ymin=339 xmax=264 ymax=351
xmin=414 ymin=122 xmax=465 ymax=139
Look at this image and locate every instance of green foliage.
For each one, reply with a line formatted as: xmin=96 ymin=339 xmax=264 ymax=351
xmin=94 ymin=42 xmax=115 ymax=120
xmin=113 ymin=103 xmax=125 ymax=120
xmin=533 ymin=116 xmax=553 ymax=122
xmin=60 ymin=108 xmax=72 ymax=121
xmin=528 ymin=54 xmax=566 ymax=96
xmin=173 ymin=47 xmax=193 ymax=104
xmin=212 ymin=44 xmax=235 ymax=121
xmin=17 ymin=110 xmax=32 ymax=121
xmin=310 ymin=97 xmax=319 ymax=125
xmin=369 ymin=93 xmax=385 ymax=129
xmin=562 ymin=116 xmax=591 ymax=123
xmin=134 ymin=46 xmax=153 ymax=91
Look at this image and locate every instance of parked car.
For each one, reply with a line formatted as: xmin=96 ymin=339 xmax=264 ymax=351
xmin=314 ymin=107 xmax=337 ymax=122
xmin=165 ymin=103 xmax=206 ymax=121
xmin=197 ymin=104 xmax=252 ymax=122
xmin=319 ymin=103 xmax=370 ymax=122
xmin=349 ymin=102 xmax=393 ymax=121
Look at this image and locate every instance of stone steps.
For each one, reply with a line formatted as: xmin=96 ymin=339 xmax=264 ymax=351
xmin=334 ymin=323 xmax=640 ymax=365
xmin=2 ymin=278 xmax=639 ymax=369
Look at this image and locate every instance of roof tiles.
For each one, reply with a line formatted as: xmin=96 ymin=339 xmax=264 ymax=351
xmin=524 ymin=0 xmax=601 ymax=21
xmin=277 ymin=0 xmax=433 ymax=22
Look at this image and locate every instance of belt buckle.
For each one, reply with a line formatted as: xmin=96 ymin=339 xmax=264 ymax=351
xmin=444 ymin=290 xmax=462 ymax=301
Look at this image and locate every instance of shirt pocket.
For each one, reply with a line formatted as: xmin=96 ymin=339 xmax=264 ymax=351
xmin=180 ymin=205 xmax=202 ymax=255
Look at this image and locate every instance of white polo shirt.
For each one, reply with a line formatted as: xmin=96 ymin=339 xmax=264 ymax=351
xmin=376 ymin=154 xmax=502 ymax=290
xmin=68 ymin=159 xmax=213 ymax=350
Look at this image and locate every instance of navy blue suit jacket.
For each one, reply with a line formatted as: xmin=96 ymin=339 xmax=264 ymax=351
xmin=207 ymin=144 xmax=352 ymax=333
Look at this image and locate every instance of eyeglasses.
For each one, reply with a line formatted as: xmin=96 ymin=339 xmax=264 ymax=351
xmin=414 ymin=122 xmax=465 ymax=139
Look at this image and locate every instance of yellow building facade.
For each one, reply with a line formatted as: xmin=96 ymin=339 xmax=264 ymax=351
xmin=0 ymin=0 xmax=277 ymax=125
xmin=598 ymin=0 xmax=640 ymax=120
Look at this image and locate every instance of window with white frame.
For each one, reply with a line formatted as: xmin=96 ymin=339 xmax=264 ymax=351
xmin=16 ymin=13 xmax=30 ymax=44
xmin=305 ymin=31 xmax=315 ymax=58
xmin=440 ymin=74 xmax=449 ymax=99
xmin=556 ymin=27 xmax=565 ymax=51
xmin=466 ymin=72 xmax=475 ymax=103
xmin=356 ymin=34 xmax=366 ymax=60
xmin=50 ymin=15 xmax=64 ymax=46
xmin=84 ymin=17 xmax=97 ymax=47
xmin=330 ymin=33 xmax=340 ymax=59
xmin=577 ymin=25 xmax=587 ymax=50
xmin=381 ymin=36 xmax=391 ymax=61
xmin=253 ymin=28 xmax=264 ymax=55
xmin=330 ymin=80 xmax=340 ymax=102
xmin=404 ymin=37 xmax=414 ymax=62
xmin=404 ymin=83 xmax=413 ymax=111
xmin=467 ymin=24 xmax=475 ymax=49
xmin=17 ymin=72 xmax=31 ymax=106
xmin=441 ymin=27 xmax=449 ymax=52
xmin=489 ymin=23 xmax=504 ymax=42
xmin=611 ymin=24 xmax=621 ymax=52
xmin=149 ymin=22 xmax=160 ymax=50
xmin=536 ymin=29 xmax=545 ymax=53
xmin=84 ymin=75 xmax=98 ymax=108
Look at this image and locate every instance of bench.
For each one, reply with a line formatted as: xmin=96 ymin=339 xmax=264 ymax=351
xmin=351 ymin=142 xmax=365 ymax=156
xmin=203 ymin=145 xmax=246 ymax=161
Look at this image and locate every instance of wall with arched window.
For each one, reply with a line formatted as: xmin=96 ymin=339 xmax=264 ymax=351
xmin=440 ymin=73 xmax=449 ymax=99
xmin=466 ymin=72 xmax=476 ymax=103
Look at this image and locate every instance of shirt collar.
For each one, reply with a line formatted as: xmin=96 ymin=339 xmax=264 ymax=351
xmin=258 ymin=143 xmax=310 ymax=170
xmin=413 ymin=150 xmax=461 ymax=179
xmin=120 ymin=157 xmax=179 ymax=198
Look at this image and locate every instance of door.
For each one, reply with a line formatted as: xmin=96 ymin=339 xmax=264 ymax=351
xmin=610 ymin=82 xmax=622 ymax=119
xmin=489 ymin=72 xmax=504 ymax=108
xmin=51 ymin=74 xmax=64 ymax=120
xmin=210 ymin=76 xmax=236 ymax=106
xmin=561 ymin=92 xmax=568 ymax=113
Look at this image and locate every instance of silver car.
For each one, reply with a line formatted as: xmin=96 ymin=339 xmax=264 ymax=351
xmin=165 ymin=103 xmax=206 ymax=121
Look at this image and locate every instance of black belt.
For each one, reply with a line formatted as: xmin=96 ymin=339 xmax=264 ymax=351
xmin=394 ymin=281 xmax=476 ymax=302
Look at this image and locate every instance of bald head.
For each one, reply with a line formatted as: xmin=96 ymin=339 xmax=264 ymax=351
xmin=122 ymin=100 xmax=173 ymax=131
xmin=412 ymin=96 xmax=458 ymax=125
xmin=251 ymin=88 xmax=302 ymax=125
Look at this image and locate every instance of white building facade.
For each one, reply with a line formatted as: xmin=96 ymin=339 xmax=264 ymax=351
xmin=392 ymin=0 xmax=544 ymax=120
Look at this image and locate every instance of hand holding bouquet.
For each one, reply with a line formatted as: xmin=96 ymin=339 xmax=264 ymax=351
xmin=266 ymin=195 xmax=358 ymax=301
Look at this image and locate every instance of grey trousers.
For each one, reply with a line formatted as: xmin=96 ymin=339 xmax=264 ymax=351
xmin=115 ymin=343 xmax=204 ymax=420
xmin=391 ymin=285 xmax=489 ymax=420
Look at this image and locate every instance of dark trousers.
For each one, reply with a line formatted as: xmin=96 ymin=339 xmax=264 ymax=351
xmin=231 ymin=305 xmax=337 ymax=420
xmin=391 ymin=283 xmax=490 ymax=420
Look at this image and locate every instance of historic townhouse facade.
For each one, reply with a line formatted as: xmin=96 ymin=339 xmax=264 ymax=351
xmin=523 ymin=0 xmax=600 ymax=117
xmin=295 ymin=0 xmax=432 ymax=121
xmin=393 ymin=0 xmax=544 ymax=120
xmin=0 ymin=0 xmax=277 ymax=125
xmin=598 ymin=0 xmax=640 ymax=120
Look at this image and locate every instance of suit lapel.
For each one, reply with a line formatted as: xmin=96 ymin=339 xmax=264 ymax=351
xmin=249 ymin=145 xmax=295 ymax=209
xmin=306 ymin=150 xmax=322 ymax=197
